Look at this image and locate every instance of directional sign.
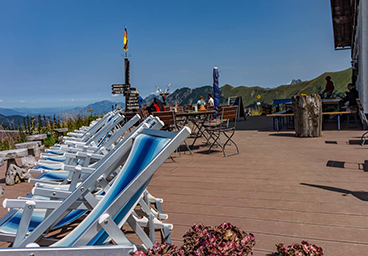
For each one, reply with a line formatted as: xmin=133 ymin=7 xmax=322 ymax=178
xmin=256 ymin=94 xmax=262 ymax=100
xmin=111 ymin=84 xmax=126 ymax=88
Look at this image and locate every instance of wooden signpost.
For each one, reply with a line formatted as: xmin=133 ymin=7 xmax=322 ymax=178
xmin=228 ymin=96 xmax=246 ymax=121
xmin=111 ymin=58 xmax=139 ymax=111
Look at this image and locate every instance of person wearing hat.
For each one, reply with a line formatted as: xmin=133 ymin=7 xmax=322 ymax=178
xmin=322 ymin=76 xmax=334 ymax=99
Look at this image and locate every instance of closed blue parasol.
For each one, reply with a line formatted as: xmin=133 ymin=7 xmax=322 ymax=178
xmin=213 ymin=67 xmax=220 ymax=108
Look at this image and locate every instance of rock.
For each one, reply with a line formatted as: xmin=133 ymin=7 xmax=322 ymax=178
xmin=0 ymin=149 xmax=28 ymax=160
xmin=15 ymin=142 xmax=39 ymax=150
xmin=57 ymin=135 xmax=64 ymax=144
xmin=15 ymin=142 xmax=40 ymax=156
xmin=21 ymin=155 xmax=37 ymax=169
xmin=0 ymin=158 xmax=4 ymax=166
xmin=26 ymin=134 xmax=47 ymax=141
xmin=0 ymin=186 xmax=3 ymax=197
xmin=53 ymin=128 xmax=68 ymax=133
xmin=5 ymin=163 xmax=32 ymax=186
xmin=33 ymin=145 xmax=45 ymax=157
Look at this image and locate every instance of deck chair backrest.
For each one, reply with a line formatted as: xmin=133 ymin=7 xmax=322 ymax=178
xmin=84 ymin=114 xmax=125 ymax=146
xmin=52 ymin=128 xmax=190 ymax=247
xmin=15 ymin=130 xmax=143 ymax=247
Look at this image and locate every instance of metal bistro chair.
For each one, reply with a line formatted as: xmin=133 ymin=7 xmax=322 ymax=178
xmin=152 ymin=111 xmax=193 ymax=155
xmin=203 ymin=106 xmax=239 ymax=157
xmin=185 ymin=105 xmax=194 ymax=112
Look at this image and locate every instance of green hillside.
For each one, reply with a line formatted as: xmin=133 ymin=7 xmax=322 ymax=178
xmin=221 ymin=68 xmax=352 ymax=107
xmin=152 ymin=68 xmax=352 ymax=107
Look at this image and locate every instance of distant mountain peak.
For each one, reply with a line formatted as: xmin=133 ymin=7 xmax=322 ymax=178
xmin=289 ymin=79 xmax=302 ymax=85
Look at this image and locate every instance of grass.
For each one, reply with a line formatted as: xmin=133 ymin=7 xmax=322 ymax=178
xmin=220 ymin=68 xmax=352 ymax=107
xmin=0 ymin=114 xmax=98 ymax=151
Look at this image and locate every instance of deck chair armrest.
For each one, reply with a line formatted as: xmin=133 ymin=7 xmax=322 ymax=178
xmin=74 ymin=151 xmax=104 ymax=160
xmin=65 ymin=140 xmax=87 ymax=146
xmin=66 ymin=132 xmax=85 ymax=138
xmin=37 ymin=160 xmax=65 ymax=168
xmin=32 ymin=186 xmax=72 ymax=199
xmin=63 ymin=164 xmax=95 ymax=174
xmin=29 ymin=179 xmax=62 ymax=185
xmin=4 ymin=198 xmax=88 ymax=211
xmin=3 ymin=199 xmax=63 ymax=210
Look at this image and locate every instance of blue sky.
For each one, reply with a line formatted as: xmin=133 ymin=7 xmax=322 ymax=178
xmin=0 ymin=0 xmax=351 ymax=108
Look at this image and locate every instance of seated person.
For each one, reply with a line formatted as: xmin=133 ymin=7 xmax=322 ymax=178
xmin=197 ymin=96 xmax=206 ymax=110
xmin=341 ymin=83 xmax=359 ymax=108
xmin=207 ymin=94 xmax=214 ymax=107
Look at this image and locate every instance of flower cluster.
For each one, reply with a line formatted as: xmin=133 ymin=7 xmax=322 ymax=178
xmin=134 ymin=222 xmax=256 ymax=256
xmin=182 ymin=223 xmax=256 ymax=255
xmin=134 ymin=243 xmax=183 ymax=256
xmin=276 ymin=241 xmax=324 ymax=256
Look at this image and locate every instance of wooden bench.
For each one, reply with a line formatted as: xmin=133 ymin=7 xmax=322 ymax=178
xmin=267 ymin=110 xmax=294 ymax=132
xmin=26 ymin=134 xmax=47 ymax=145
xmin=268 ymin=110 xmax=356 ymax=131
xmin=26 ymin=134 xmax=47 ymax=154
xmin=15 ymin=141 xmax=41 ymax=157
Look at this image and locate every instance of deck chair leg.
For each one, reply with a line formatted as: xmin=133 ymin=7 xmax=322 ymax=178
xmin=14 ymin=201 xmax=36 ymax=247
xmin=98 ymin=213 xmax=132 ymax=245
xmin=163 ymin=226 xmax=172 ymax=243
xmin=148 ymin=212 xmax=155 ymax=243
xmin=68 ymin=165 xmax=82 ymax=191
xmin=127 ymin=215 xmax=153 ymax=250
xmin=97 ymin=176 xmax=111 ymax=192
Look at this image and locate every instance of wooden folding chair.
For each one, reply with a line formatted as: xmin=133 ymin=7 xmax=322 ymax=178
xmin=203 ymin=106 xmax=239 ymax=157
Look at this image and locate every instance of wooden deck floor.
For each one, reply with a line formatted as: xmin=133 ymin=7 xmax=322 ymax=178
xmin=0 ymin=116 xmax=368 ymax=255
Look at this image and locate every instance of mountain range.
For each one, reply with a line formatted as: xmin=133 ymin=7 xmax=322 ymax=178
xmin=1 ymin=68 xmax=352 ymax=128
xmin=147 ymin=68 xmax=352 ymax=108
xmin=0 ymin=100 xmax=123 ymax=129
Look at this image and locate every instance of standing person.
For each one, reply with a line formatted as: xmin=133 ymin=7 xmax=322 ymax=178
xmin=322 ymin=76 xmax=334 ymax=98
xmin=207 ymin=94 xmax=214 ymax=107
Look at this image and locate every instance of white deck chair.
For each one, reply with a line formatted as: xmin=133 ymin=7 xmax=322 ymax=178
xmin=1 ymin=127 xmax=190 ymax=252
xmin=28 ymin=116 xmax=163 ymax=185
xmin=39 ymin=114 xmax=139 ymax=166
xmin=0 ymin=119 xmax=167 ymax=246
xmin=62 ymin=113 xmax=125 ymax=148
xmin=65 ymin=110 xmax=120 ymax=140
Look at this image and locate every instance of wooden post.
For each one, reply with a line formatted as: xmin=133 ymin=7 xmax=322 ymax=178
xmin=292 ymin=94 xmax=322 ymax=137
